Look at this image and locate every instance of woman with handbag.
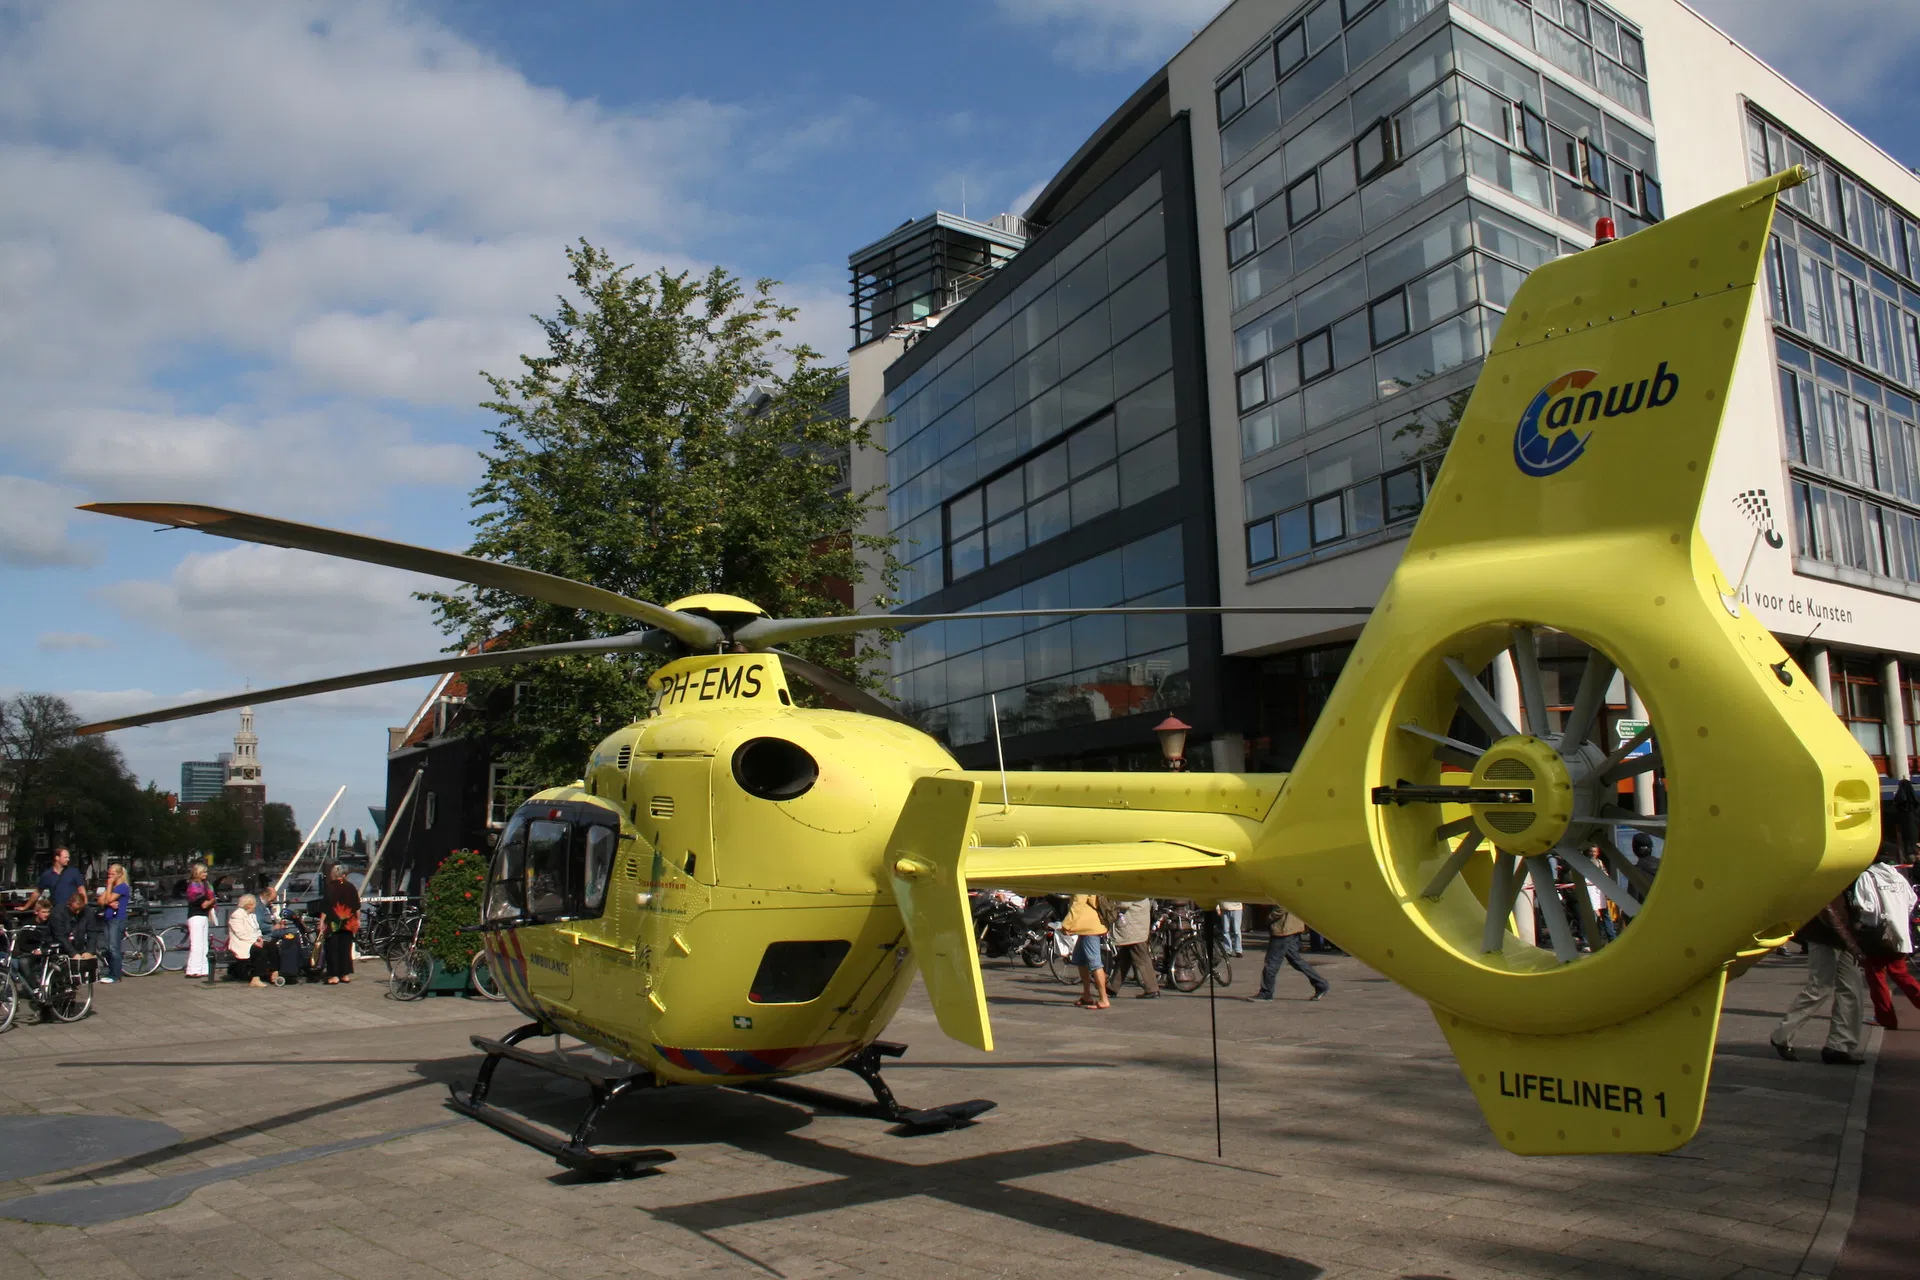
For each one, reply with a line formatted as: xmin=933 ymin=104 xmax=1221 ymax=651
xmin=1062 ymin=893 xmax=1108 ymax=1010
xmin=319 ymin=863 xmax=361 ymax=985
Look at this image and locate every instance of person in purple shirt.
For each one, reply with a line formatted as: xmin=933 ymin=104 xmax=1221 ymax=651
xmin=95 ymin=863 xmax=132 ymax=983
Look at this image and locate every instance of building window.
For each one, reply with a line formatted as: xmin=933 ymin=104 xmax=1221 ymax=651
xmin=884 ymin=174 xmax=1170 ymax=604
xmin=891 ymin=526 xmax=1191 ymax=749
xmin=1832 ymin=655 xmax=1890 ymax=770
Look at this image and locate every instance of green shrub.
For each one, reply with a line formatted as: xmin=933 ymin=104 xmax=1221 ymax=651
xmin=421 ymin=847 xmax=488 ymax=972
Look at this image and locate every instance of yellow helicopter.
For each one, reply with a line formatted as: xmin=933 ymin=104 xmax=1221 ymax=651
xmin=76 ymin=166 xmax=1875 ymax=1177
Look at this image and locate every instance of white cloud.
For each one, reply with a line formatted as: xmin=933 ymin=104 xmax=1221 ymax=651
xmin=1687 ymin=0 xmax=1920 ymax=119
xmin=0 ymin=475 xmax=98 ymax=567
xmin=96 ymin=542 xmax=448 ymax=680
xmin=996 ymin=0 xmax=1227 ymax=71
xmin=36 ymin=631 xmax=110 ymax=652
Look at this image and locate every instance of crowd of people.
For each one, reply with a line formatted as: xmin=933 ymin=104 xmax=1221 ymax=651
xmin=2 ymin=849 xmax=369 ymax=1022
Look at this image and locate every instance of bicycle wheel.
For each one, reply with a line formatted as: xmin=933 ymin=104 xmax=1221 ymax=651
xmin=47 ymin=963 xmax=93 ymax=1022
xmin=1209 ymin=954 xmax=1234 ymax=989
xmin=122 ymin=931 xmax=163 ymax=977
xmin=0 ymin=969 xmax=15 ymax=1033
xmin=468 ymin=950 xmax=506 ymax=1001
xmin=1168 ymin=938 xmax=1207 ymax=992
xmin=158 ymin=924 xmax=189 ymax=970
xmin=1046 ymin=934 xmax=1077 ymax=985
xmin=388 ymin=944 xmax=431 ymax=1001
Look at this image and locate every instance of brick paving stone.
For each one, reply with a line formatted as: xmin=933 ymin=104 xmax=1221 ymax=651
xmin=0 ymin=951 xmax=1891 ymax=1276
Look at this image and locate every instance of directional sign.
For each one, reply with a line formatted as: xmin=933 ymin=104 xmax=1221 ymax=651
xmin=1616 ymin=718 xmax=1652 ymax=758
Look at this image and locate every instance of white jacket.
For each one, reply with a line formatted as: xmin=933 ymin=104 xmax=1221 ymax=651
xmin=227 ymin=907 xmax=263 ymax=959
xmin=1855 ymin=864 xmax=1916 ymax=955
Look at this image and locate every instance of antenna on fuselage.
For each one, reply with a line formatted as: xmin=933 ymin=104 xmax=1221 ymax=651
xmin=989 ymin=693 xmax=1010 ymax=814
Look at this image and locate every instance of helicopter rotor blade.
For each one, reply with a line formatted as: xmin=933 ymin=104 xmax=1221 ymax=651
xmin=732 ymin=604 xmax=1373 ymax=651
xmin=77 ymin=503 xmax=722 ymax=650
xmin=771 ymin=650 xmax=911 ymax=724
xmin=76 ymin=631 xmax=671 ymax=735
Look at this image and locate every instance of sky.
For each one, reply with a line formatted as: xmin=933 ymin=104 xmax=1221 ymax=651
xmin=2 ymin=0 xmax=1917 ymax=840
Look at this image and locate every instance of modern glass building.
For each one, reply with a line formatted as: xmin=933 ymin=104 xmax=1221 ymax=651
xmin=179 ymin=760 xmax=226 ymax=806
xmin=847 ymin=0 xmax=1920 ymax=778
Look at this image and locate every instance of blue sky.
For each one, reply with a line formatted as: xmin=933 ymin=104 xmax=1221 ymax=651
xmin=2 ymin=0 xmax=1917 ymax=838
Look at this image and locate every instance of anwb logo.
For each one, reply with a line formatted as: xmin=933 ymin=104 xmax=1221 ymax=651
xmin=1513 ymin=363 xmax=1681 ymax=477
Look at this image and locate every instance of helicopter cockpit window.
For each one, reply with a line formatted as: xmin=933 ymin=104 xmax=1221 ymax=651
xmin=525 ymin=819 xmax=571 ymax=919
xmin=485 ymin=812 xmax=530 ymax=922
xmin=486 ymin=802 xmax=619 ymax=925
xmin=582 ymin=824 xmax=616 ymax=911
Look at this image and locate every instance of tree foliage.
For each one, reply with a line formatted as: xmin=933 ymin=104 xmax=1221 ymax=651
xmin=263 ymin=803 xmax=300 ymax=858
xmin=421 ymin=847 xmax=488 ymax=972
xmin=1 ymin=693 xmax=197 ymax=878
xmin=428 ymin=244 xmax=896 ymax=786
xmin=192 ymin=792 xmax=247 ymax=863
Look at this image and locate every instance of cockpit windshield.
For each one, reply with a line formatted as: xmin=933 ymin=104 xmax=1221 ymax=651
xmin=484 ymin=802 xmax=619 ymax=925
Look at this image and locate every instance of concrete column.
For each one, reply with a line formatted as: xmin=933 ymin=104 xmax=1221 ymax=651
xmin=1493 ymin=652 xmax=1522 ymax=734
xmin=1627 ymin=685 xmax=1655 ymax=817
xmin=1883 ymin=656 xmax=1910 ymax=779
xmin=1210 ymin=734 xmax=1246 ymax=773
xmin=1808 ymin=646 xmax=1833 ymax=709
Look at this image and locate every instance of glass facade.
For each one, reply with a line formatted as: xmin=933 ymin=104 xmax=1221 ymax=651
xmin=1220 ymin=1 xmax=1658 ymax=579
xmin=880 ymin=123 xmax=1217 ymax=763
xmin=891 ymin=527 xmax=1191 ymax=748
xmin=1755 ymin=109 xmax=1920 ymax=595
xmin=886 ymin=174 xmax=1174 ymax=606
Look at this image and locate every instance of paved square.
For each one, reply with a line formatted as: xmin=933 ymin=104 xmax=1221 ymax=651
xmin=0 ymin=948 xmax=1872 ymax=1278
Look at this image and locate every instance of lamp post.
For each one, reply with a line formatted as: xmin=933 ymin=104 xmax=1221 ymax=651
xmin=1153 ymin=715 xmax=1191 ymax=771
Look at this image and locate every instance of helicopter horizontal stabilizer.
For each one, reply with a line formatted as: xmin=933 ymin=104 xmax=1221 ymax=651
xmin=1434 ymin=967 xmax=1726 ymax=1155
xmin=887 ymin=776 xmax=1240 ymax=1052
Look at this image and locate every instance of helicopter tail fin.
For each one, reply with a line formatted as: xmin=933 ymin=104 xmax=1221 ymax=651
xmin=1433 ymin=969 xmax=1727 ymax=1154
xmin=887 ymin=777 xmax=995 ymax=1051
xmin=886 ymin=776 xmax=1241 ymax=1052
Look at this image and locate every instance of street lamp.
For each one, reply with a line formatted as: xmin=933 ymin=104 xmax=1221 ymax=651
xmin=1153 ymin=715 xmax=1191 ymax=771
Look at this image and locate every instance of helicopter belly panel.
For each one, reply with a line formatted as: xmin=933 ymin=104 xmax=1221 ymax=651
xmin=643 ymin=897 xmax=911 ymax=1085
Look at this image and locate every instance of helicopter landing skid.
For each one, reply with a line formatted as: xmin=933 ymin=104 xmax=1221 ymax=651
xmin=448 ymin=1022 xmax=676 ymax=1179
xmin=739 ymin=1040 xmax=996 ymax=1132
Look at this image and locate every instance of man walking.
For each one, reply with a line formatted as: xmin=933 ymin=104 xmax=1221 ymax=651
xmin=1771 ymin=891 xmax=1870 ymax=1065
xmin=1108 ymin=898 xmax=1159 ymax=999
xmin=1248 ymin=906 xmax=1329 ymax=1002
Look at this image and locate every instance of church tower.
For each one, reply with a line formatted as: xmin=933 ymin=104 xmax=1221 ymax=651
xmin=225 ymin=707 xmax=266 ymax=861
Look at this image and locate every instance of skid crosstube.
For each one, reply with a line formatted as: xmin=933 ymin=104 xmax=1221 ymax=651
xmin=447 ymin=1021 xmax=674 ymax=1179
xmin=738 ymin=1040 xmax=996 ymax=1131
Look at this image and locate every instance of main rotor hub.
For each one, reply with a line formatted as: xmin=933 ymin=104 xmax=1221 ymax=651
xmin=1469 ymin=735 xmax=1573 ymax=857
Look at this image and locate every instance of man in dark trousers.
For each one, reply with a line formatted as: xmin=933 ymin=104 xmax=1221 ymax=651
xmin=27 ymin=848 xmax=84 ymax=948
xmin=1248 ymin=906 xmax=1330 ymax=1001
xmin=1771 ymin=890 xmax=1870 ymax=1065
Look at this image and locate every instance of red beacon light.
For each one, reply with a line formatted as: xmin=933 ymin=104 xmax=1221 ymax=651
xmin=1593 ymin=216 xmax=1618 ymax=244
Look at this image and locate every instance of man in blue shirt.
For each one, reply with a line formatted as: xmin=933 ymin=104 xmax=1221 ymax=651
xmin=30 ymin=848 xmax=85 ymax=944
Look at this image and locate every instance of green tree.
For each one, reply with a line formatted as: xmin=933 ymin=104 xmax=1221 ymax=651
xmin=193 ymin=792 xmax=246 ymax=863
xmin=428 ymin=244 xmax=896 ymax=785
xmin=263 ymin=803 xmax=300 ymax=858
xmin=1 ymin=692 xmax=81 ymax=879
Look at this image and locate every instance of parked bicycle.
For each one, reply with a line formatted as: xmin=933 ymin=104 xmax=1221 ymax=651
xmin=120 ymin=908 xmax=164 ymax=977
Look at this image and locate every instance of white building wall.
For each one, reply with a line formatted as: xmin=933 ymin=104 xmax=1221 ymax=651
xmin=1615 ymin=0 xmax=1920 ymax=658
